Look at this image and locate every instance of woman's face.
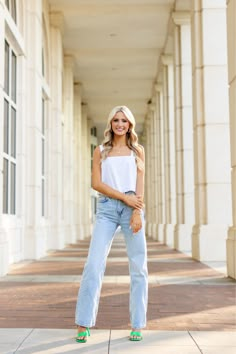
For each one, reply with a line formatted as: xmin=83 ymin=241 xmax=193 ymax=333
xmin=111 ymin=111 xmax=130 ymax=136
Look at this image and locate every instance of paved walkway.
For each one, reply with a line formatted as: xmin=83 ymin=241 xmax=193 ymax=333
xmin=0 ymin=231 xmax=235 ymax=353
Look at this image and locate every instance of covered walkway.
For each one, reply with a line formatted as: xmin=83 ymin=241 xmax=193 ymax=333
xmin=0 ymin=0 xmax=236 ymax=351
xmin=0 ymin=232 xmax=235 ymax=353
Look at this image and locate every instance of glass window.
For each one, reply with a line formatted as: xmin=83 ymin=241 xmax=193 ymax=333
xmin=11 ymin=52 xmax=17 ymax=103
xmin=4 ymin=99 xmax=9 ymax=154
xmin=3 ymin=40 xmax=17 ymax=215
xmin=4 ymin=42 xmax=9 ymax=95
xmin=5 ymin=0 xmax=17 ymax=23
xmin=5 ymin=0 xmax=9 ymax=10
xmin=10 ymin=162 xmax=16 ymax=214
xmin=3 ymin=159 xmax=8 ymax=213
xmin=11 ymin=0 xmax=16 ymax=23
xmin=11 ymin=107 xmax=16 ymax=158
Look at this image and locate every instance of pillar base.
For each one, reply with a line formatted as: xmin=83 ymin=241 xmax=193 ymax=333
xmin=64 ymin=225 xmax=77 ymax=244
xmin=0 ymin=229 xmax=9 ymax=276
xmin=192 ymin=224 xmax=227 ymax=261
xmin=24 ymin=227 xmax=47 ymax=259
xmin=152 ymin=223 xmax=158 ymax=240
xmin=147 ymin=222 xmax=153 ymax=238
xmin=157 ymin=224 xmax=165 ymax=243
xmin=226 ymin=226 xmax=236 ymax=279
xmin=48 ymin=225 xmax=65 ymax=250
xmin=164 ymin=224 xmax=175 ymax=248
xmin=174 ymin=224 xmax=193 ymax=254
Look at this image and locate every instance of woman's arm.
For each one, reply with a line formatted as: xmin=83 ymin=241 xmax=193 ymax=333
xmin=135 ymin=145 xmax=145 ymax=202
xmin=92 ymin=146 xmax=143 ymax=210
xmin=130 ymin=145 xmax=145 ymax=233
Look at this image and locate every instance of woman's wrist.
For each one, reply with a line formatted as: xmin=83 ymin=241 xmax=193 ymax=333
xmin=132 ymin=209 xmax=141 ymax=215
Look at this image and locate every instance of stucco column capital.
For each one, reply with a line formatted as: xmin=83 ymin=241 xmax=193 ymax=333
xmin=50 ymin=12 xmax=64 ymax=34
xmin=172 ymin=11 xmax=190 ymax=26
xmin=161 ymin=54 xmax=173 ymax=66
xmin=154 ymin=83 xmax=162 ymax=93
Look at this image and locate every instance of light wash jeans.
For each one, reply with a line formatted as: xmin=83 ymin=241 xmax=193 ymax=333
xmin=75 ymin=193 xmax=148 ymax=329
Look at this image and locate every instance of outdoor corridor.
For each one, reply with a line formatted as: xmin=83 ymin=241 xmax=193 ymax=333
xmin=0 ymin=232 xmax=235 ymax=353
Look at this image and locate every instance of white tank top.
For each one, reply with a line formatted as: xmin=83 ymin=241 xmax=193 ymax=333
xmin=99 ymin=145 xmax=137 ymax=193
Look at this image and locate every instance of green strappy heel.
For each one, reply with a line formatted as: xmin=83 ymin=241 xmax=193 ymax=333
xmin=76 ymin=327 xmax=90 ymax=343
xmin=129 ymin=331 xmax=143 ymax=341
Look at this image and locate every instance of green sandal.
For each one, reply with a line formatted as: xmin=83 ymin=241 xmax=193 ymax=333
xmin=76 ymin=327 xmax=90 ymax=343
xmin=129 ymin=331 xmax=143 ymax=341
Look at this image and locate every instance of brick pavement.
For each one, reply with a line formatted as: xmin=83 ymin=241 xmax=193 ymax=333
xmin=0 ymin=235 xmax=235 ymax=331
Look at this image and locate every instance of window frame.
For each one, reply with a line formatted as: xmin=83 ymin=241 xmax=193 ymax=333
xmin=3 ymin=39 xmax=17 ymax=215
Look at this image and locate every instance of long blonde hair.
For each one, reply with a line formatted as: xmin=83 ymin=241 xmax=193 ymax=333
xmin=101 ymin=105 xmax=144 ymax=170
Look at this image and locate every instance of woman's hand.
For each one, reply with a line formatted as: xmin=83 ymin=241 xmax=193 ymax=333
xmin=130 ymin=210 xmax=142 ymax=234
xmin=123 ymin=194 xmax=143 ymax=209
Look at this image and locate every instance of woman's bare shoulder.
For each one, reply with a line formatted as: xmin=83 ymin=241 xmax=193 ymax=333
xmin=93 ymin=145 xmax=102 ymax=159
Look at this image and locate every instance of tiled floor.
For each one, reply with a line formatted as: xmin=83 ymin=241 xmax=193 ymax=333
xmin=0 ymin=233 xmax=235 ymax=353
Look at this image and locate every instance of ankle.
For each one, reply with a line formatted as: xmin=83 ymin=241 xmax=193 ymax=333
xmin=77 ymin=325 xmax=86 ymax=332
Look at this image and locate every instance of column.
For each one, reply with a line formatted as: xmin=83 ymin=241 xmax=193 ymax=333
xmin=24 ymin=0 xmax=44 ymax=258
xmin=48 ymin=12 xmax=64 ymax=249
xmin=144 ymin=114 xmax=152 ymax=237
xmin=226 ymin=0 xmax=236 ymax=279
xmin=191 ymin=0 xmax=232 ymax=261
xmin=63 ymin=55 xmax=76 ymax=244
xmin=173 ymin=12 xmax=195 ymax=253
xmin=81 ymin=104 xmax=91 ymax=238
xmin=150 ymin=101 xmax=159 ymax=240
xmin=149 ymin=107 xmax=156 ymax=238
xmin=74 ymin=83 xmax=83 ymax=240
xmin=162 ymin=55 xmax=176 ymax=247
xmin=156 ymin=85 xmax=166 ymax=242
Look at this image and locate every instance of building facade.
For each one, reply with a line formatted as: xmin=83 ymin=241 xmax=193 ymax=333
xmin=0 ymin=0 xmax=93 ymax=275
xmin=0 ymin=0 xmax=235 ymax=279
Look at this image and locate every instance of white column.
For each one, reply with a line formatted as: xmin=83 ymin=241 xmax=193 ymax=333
xmin=0 ymin=0 xmax=9 ymax=275
xmin=48 ymin=12 xmax=64 ymax=249
xmin=149 ymin=108 xmax=156 ymax=238
xmin=151 ymin=101 xmax=159 ymax=240
xmin=24 ymin=0 xmax=45 ymax=259
xmin=81 ymin=105 xmax=91 ymax=238
xmin=74 ymin=83 xmax=83 ymax=240
xmin=145 ymin=114 xmax=152 ymax=238
xmin=156 ymin=85 xmax=166 ymax=242
xmin=86 ymin=116 xmax=92 ymax=237
xmin=191 ymin=0 xmax=232 ymax=261
xmin=63 ymin=55 xmax=76 ymax=244
xmin=226 ymin=0 xmax=236 ymax=279
xmin=173 ymin=12 xmax=195 ymax=254
xmin=162 ymin=55 xmax=176 ymax=247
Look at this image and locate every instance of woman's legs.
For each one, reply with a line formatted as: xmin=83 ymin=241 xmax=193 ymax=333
xmin=120 ymin=208 xmax=148 ymax=331
xmin=75 ymin=216 xmax=117 ymax=328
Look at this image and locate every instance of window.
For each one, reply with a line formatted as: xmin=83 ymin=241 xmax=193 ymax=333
xmin=5 ymin=0 xmax=17 ymax=23
xmin=3 ymin=40 xmax=17 ymax=214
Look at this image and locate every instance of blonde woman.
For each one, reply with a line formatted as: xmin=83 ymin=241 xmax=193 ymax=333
xmin=75 ymin=106 xmax=148 ymax=343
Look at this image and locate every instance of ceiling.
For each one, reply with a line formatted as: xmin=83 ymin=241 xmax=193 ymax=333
xmin=49 ymin=0 xmax=190 ymax=140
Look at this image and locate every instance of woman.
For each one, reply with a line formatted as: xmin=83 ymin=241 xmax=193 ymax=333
xmin=75 ymin=105 xmax=148 ymax=342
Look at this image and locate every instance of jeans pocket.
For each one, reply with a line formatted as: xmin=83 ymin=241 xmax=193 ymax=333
xmin=98 ymin=196 xmax=109 ymax=203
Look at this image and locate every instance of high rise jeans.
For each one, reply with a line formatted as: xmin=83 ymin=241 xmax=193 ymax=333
xmin=75 ymin=193 xmax=148 ymax=329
